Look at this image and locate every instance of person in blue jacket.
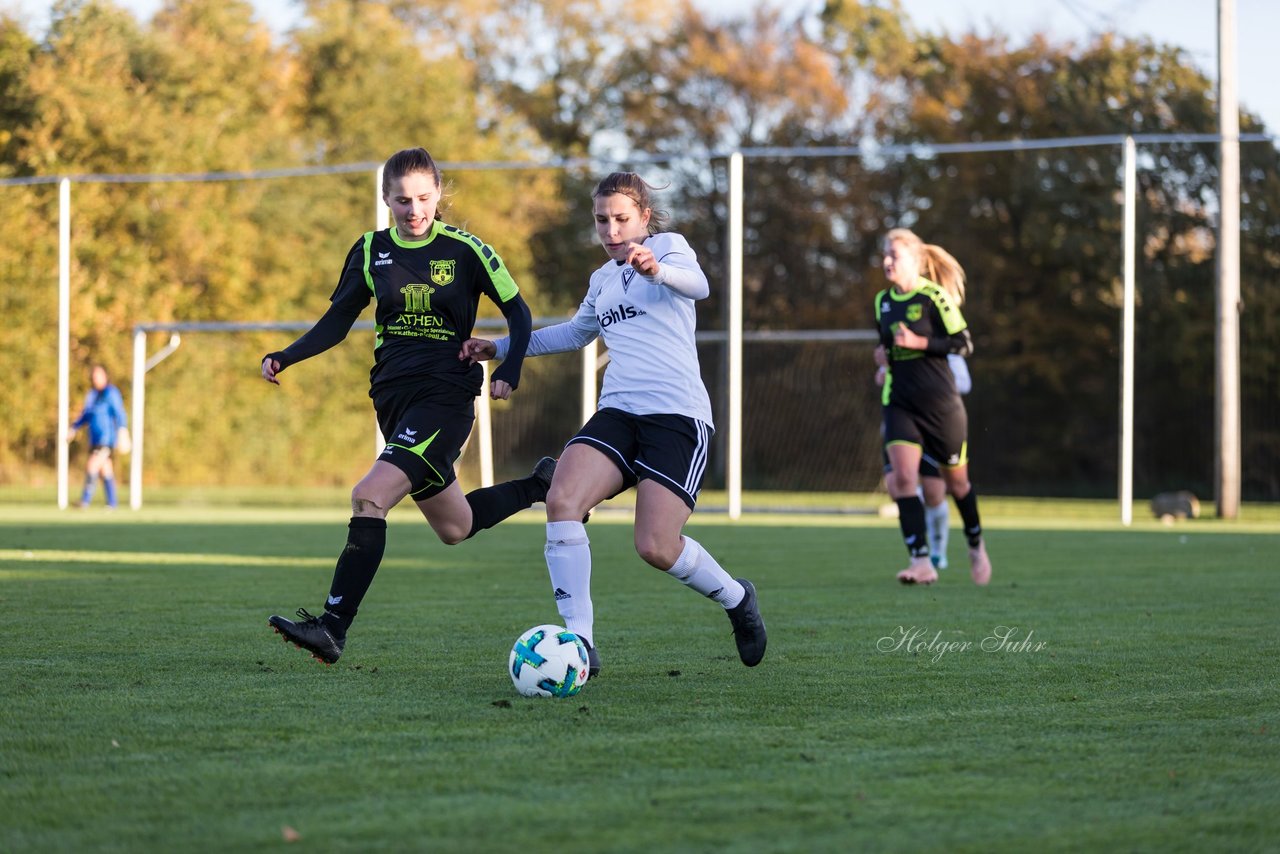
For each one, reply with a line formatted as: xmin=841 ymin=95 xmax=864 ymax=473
xmin=67 ymin=364 xmax=128 ymax=509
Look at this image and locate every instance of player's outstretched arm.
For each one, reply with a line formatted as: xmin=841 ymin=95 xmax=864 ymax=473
xmin=458 ymin=338 xmax=510 ymax=399
xmin=459 ymin=338 xmax=497 ymax=364
xmin=259 ymin=303 xmax=362 ymax=386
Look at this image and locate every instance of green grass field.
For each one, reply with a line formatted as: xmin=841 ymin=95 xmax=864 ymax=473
xmin=2 ymin=497 xmax=1278 ymax=852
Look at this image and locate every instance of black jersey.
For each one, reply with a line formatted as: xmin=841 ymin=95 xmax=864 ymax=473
xmin=330 ymin=221 xmax=520 ymax=393
xmin=875 ymin=278 xmax=970 ymax=411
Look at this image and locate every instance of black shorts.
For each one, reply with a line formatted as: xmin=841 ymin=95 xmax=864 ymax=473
xmin=372 ymin=382 xmax=475 ymax=500
xmin=883 ymin=402 xmax=968 ymax=469
xmin=567 ymin=407 xmax=713 ymax=510
xmin=881 ymin=446 xmax=942 ymax=479
xmin=879 ymin=421 xmax=943 ymax=477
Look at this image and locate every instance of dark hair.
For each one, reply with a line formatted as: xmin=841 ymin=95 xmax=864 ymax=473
xmin=382 ymin=148 xmax=444 ymax=220
xmin=592 ymin=172 xmax=669 ymax=234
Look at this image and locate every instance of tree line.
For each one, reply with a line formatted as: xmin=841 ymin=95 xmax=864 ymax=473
xmin=1 ymin=0 xmax=1277 ymax=499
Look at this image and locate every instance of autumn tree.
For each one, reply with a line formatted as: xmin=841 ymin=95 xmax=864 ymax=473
xmin=873 ymin=28 xmax=1280 ymax=496
xmin=1 ymin=0 xmax=1275 ymax=498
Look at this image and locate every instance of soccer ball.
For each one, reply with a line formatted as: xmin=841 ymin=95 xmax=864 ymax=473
xmin=509 ymin=624 xmax=590 ymax=698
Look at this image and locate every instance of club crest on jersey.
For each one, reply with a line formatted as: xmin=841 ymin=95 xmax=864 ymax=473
xmin=906 ymin=304 xmax=923 ymax=322
xmin=622 ymin=267 xmax=636 ymax=293
xmin=430 ymin=260 xmax=455 ymax=286
xmin=401 ymin=284 xmax=435 ymax=312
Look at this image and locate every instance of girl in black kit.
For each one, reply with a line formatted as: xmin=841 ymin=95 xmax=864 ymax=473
xmin=875 ymin=228 xmax=991 ymax=586
xmin=261 ymin=147 xmax=554 ymax=664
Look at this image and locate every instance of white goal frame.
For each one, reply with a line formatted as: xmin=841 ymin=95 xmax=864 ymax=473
xmin=124 ymin=318 xmax=598 ymax=510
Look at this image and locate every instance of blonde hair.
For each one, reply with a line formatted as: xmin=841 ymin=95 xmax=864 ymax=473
xmin=884 ymin=228 xmax=966 ymax=304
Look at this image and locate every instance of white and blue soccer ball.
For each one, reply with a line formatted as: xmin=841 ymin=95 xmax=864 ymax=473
xmin=509 ymin=624 xmax=590 ymax=698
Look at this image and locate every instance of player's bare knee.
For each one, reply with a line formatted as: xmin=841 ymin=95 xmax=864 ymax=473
xmin=634 ymin=534 xmax=676 ymax=570
xmin=350 ymin=489 xmax=389 ymax=519
xmin=436 ymin=524 xmax=468 ymax=546
xmin=888 ymin=471 xmax=917 ymax=498
xmin=545 ymin=489 xmax=587 ymax=523
xmin=945 ymin=473 xmax=971 ymax=498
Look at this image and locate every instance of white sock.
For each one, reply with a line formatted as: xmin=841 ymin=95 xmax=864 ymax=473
xmin=666 ymin=536 xmax=744 ymax=609
xmin=925 ymin=500 xmax=950 ymax=556
xmin=545 ymin=521 xmax=594 ymax=647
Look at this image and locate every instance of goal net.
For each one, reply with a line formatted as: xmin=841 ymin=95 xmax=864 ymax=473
xmin=124 ymin=322 xmax=885 ymax=510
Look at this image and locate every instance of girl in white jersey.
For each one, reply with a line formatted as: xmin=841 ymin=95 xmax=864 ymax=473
xmin=461 ymin=172 xmax=766 ymax=676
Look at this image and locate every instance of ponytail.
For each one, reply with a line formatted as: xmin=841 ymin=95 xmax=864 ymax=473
xmin=885 ymin=227 xmax=966 ymax=304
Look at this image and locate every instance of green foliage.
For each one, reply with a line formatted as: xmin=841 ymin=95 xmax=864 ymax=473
xmin=2 ymin=507 xmax=1278 ymax=849
xmin=0 ymin=183 xmax=60 ymax=479
xmin=1 ymin=0 xmax=1277 ymax=499
xmin=0 ymin=0 xmax=559 ymax=486
xmin=0 ymin=17 xmax=38 ymax=169
xmin=873 ymin=32 xmax=1276 ymax=496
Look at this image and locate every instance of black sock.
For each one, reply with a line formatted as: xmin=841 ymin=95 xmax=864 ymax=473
xmin=895 ymin=496 xmax=930 ymax=558
xmin=954 ymin=487 xmax=983 ymax=548
xmin=322 ymin=516 xmax=388 ymax=634
xmin=465 ymin=477 xmax=539 ymax=539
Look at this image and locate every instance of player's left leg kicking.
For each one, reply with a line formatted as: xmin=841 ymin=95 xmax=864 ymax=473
xmin=542 ymin=409 xmax=766 ymax=675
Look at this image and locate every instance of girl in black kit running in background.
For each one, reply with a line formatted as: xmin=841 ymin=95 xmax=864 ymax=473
xmin=875 ymin=227 xmax=992 ymax=586
xmin=262 ymin=147 xmax=555 ymax=664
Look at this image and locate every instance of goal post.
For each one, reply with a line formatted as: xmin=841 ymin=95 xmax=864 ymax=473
xmin=123 ymin=318 xmax=576 ymax=509
xmin=128 ymin=321 xmax=353 ymax=509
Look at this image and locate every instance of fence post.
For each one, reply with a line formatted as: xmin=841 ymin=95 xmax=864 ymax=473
xmin=1120 ymin=136 xmax=1136 ymax=526
xmin=727 ymin=153 xmax=744 ymax=520
xmin=130 ymin=328 xmax=147 ymax=510
xmin=57 ymin=178 xmax=71 ymax=509
xmin=580 ymin=340 xmax=597 ymax=426
xmin=1215 ymin=0 xmax=1242 ymax=518
xmin=374 ymin=165 xmax=388 ymax=455
xmin=477 ymin=361 xmax=494 ymax=487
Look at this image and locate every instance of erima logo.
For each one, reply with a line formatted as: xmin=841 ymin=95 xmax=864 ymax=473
xmin=598 ymin=303 xmax=644 ymax=328
xmin=397 ymin=430 xmax=418 ymax=444
xmin=403 ymin=428 xmax=417 ymax=438
xmin=881 ymin=301 xmax=890 ymax=313
xmin=554 ymin=587 xmax=571 ymax=601
xmin=326 ymin=595 xmax=343 ymax=605
xmin=375 ymin=251 xmax=393 ymax=267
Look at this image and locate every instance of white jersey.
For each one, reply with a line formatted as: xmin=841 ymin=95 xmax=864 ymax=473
xmin=496 ymin=232 xmax=714 ymax=426
xmin=947 ymin=353 xmax=971 ymax=395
